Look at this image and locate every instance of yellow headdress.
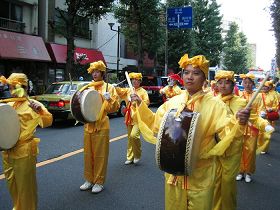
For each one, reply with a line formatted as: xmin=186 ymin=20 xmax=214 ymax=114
xmin=87 ymin=60 xmax=106 ymax=74
xmin=129 ymin=72 xmax=142 ymax=80
xmin=178 ymin=54 xmax=209 ymax=77
xmin=264 ymin=80 xmax=273 ymax=87
xmin=3 ymin=73 xmax=28 ymax=97
xmin=215 ymin=70 xmax=235 ymax=82
xmin=240 ymin=73 xmax=255 ymax=80
xmin=7 ymin=73 xmax=28 ymax=87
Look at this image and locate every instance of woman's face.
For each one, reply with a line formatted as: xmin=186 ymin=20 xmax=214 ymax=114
xmin=91 ymin=70 xmax=103 ymax=81
xmin=243 ymin=78 xmax=254 ymax=92
xmin=131 ymin=79 xmax=141 ymax=89
xmin=217 ymin=79 xmax=234 ymax=96
xmin=182 ymin=64 xmax=205 ymax=95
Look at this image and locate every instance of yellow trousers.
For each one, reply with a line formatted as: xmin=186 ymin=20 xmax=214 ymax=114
xmin=240 ymin=135 xmax=257 ymax=174
xmin=2 ymin=153 xmax=37 ymax=210
xmin=84 ymin=129 xmax=109 ymax=184
xmin=213 ymin=153 xmax=241 ymax=210
xmin=257 ymin=132 xmax=271 ymax=153
xmin=165 ymin=177 xmax=214 ymax=210
xmin=126 ymin=124 xmax=141 ymax=161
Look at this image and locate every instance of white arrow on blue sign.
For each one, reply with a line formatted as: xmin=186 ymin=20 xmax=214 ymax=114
xmin=167 ymin=7 xmax=193 ymax=29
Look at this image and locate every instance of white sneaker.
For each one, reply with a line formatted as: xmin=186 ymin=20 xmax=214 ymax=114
xmin=124 ymin=160 xmax=133 ymax=165
xmin=133 ymin=158 xmax=140 ymax=164
xmin=92 ymin=184 xmax=104 ymax=193
xmin=260 ymin=151 xmax=266 ymax=154
xmin=236 ymin=174 xmax=243 ymax=181
xmin=80 ymin=181 xmax=93 ymax=191
xmin=245 ymin=174 xmax=252 ymax=183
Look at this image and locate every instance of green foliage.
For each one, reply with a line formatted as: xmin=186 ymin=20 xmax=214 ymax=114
xmin=222 ymin=22 xmax=251 ymax=73
xmin=54 ymin=0 xmax=114 ymax=80
xmin=114 ymin=0 xmax=164 ymax=70
xmin=192 ymin=0 xmax=223 ymax=67
xmin=270 ymin=0 xmax=280 ymax=68
xmin=157 ymin=0 xmax=224 ymax=71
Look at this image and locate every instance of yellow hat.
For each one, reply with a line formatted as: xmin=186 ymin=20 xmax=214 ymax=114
xmin=87 ymin=60 xmax=106 ymax=74
xmin=178 ymin=54 xmax=209 ymax=77
xmin=215 ymin=70 xmax=235 ymax=82
xmin=129 ymin=72 xmax=142 ymax=80
xmin=7 ymin=73 xmax=28 ymax=87
xmin=264 ymin=80 xmax=273 ymax=87
xmin=240 ymin=73 xmax=255 ymax=80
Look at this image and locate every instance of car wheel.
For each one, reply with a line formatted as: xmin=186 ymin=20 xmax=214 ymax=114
xmin=118 ymin=101 xmax=127 ymax=117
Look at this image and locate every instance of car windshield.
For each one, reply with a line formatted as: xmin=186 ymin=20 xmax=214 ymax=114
xmin=45 ymin=83 xmax=77 ymax=95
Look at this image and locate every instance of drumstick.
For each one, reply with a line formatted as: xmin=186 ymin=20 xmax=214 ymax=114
xmin=245 ymin=72 xmax=270 ymax=109
xmin=106 ymin=71 xmax=109 ymax=92
xmin=125 ymin=71 xmax=134 ymax=93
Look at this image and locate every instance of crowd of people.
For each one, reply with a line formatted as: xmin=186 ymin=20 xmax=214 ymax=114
xmin=0 ymin=55 xmax=279 ymax=210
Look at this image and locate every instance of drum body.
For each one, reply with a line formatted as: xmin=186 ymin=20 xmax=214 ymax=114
xmin=70 ymin=89 xmax=102 ymax=123
xmin=0 ymin=103 xmax=20 ymax=150
xmin=156 ymin=108 xmax=200 ymax=176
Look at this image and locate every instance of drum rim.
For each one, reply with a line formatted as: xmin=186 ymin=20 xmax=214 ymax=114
xmin=80 ymin=89 xmax=102 ymax=122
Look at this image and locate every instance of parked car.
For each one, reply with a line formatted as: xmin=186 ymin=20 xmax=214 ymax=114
xmin=142 ymin=76 xmax=168 ymax=104
xmin=32 ymin=81 xmax=90 ymax=121
xmin=32 ymin=81 xmax=126 ymax=121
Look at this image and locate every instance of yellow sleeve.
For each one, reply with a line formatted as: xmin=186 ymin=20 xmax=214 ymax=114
xmin=115 ymin=87 xmax=130 ymax=100
xmin=33 ymin=100 xmax=53 ymax=128
xmin=104 ymin=84 xmax=120 ymax=114
xmin=141 ymin=89 xmax=150 ymax=106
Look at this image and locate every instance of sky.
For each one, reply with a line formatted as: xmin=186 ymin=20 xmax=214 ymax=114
xmin=216 ymin=0 xmax=276 ymax=70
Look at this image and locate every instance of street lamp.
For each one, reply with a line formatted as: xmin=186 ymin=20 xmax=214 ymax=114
xmin=108 ymin=22 xmax=120 ymax=79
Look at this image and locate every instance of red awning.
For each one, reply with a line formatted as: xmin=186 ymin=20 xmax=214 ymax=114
xmin=0 ymin=30 xmax=51 ymax=62
xmin=46 ymin=43 xmax=106 ymax=65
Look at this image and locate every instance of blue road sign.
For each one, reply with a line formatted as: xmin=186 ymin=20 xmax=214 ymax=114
xmin=167 ymin=7 xmax=192 ymax=29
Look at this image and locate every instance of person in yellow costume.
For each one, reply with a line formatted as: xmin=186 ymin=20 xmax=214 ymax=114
xmin=115 ymin=72 xmax=150 ymax=165
xmin=160 ymin=73 xmax=183 ymax=100
xmin=0 ymin=73 xmax=53 ymax=210
xmin=257 ymin=80 xmax=278 ymax=154
xmin=79 ymin=61 xmax=120 ymax=193
xmin=130 ymin=54 xmax=251 ymax=210
xmin=236 ymin=73 xmax=272 ymax=183
xmin=212 ymin=70 xmax=246 ymax=210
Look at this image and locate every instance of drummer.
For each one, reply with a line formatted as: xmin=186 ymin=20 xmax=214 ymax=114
xmin=213 ymin=70 xmax=272 ymax=210
xmin=114 ymin=72 xmax=150 ymax=165
xmin=79 ymin=60 xmax=120 ymax=193
xmin=160 ymin=73 xmax=183 ymax=100
xmin=131 ymin=54 xmax=251 ymax=210
xmin=0 ymin=73 xmax=53 ymax=210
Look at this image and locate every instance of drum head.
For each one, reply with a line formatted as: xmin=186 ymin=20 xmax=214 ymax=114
xmin=81 ymin=89 xmax=103 ymax=122
xmin=0 ymin=103 xmax=20 ymax=150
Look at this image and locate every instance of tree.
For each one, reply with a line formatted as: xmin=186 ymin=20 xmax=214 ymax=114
xmin=222 ymin=22 xmax=251 ymax=74
xmin=192 ymin=0 xmax=223 ymax=67
xmin=54 ymin=0 xmax=113 ymax=80
xmin=114 ymin=0 xmax=163 ymax=72
xmin=270 ymin=0 xmax=280 ymax=69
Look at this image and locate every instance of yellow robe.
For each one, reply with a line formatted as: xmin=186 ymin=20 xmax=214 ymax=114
xmin=137 ymin=90 xmax=243 ymax=210
xmin=83 ymin=81 xmax=119 ymax=184
xmin=116 ymin=87 xmax=150 ymax=160
xmin=239 ymin=91 xmax=268 ymax=173
xmin=213 ymin=95 xmax=246 ymax=210
xmin=2 ymin=99 xmax=53 ymax=210
xmin=160 ymin=85 xmax=183 ymax=100
xmin=258 ymin=91 xmax=279 ymax=152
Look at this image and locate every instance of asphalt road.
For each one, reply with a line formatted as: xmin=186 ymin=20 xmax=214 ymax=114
xmin=0 ymin=114 xmax=279 ymax=210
